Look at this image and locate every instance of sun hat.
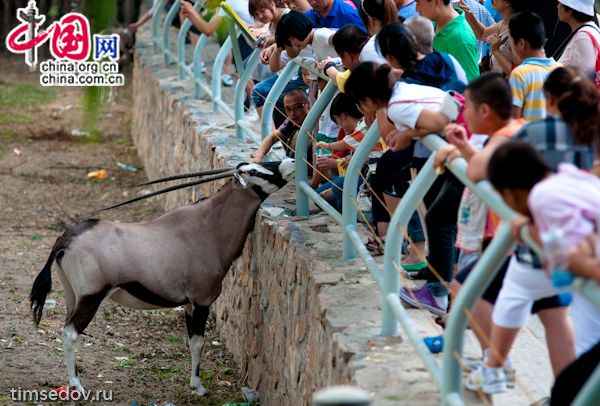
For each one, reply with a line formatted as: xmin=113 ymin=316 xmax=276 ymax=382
xmin=558 ymin=0 xmax=595 ymax=16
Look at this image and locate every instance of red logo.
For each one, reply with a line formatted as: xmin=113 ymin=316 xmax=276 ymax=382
xmin=6 ymin=1 xmax=91 ymax=71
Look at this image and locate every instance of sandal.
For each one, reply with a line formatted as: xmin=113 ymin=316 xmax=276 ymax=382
xmin=365 ymin=237 xmax=384 ymax=256
xmin=403 ymin=261 xmax=428 ymax=272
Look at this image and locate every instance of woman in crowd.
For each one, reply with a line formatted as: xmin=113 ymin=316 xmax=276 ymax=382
xmin=459 ymin=0 xmax=529 ymax=75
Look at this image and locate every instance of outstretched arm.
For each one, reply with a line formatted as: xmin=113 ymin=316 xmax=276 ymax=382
xmin=181 ymin=1 xmax=223 ymax=36
xmin=253 ymin=133 xmax=280 ymax=163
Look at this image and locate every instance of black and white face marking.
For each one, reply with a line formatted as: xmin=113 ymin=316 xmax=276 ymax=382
xmin=237 ymin=160 xmax=295 ymax=197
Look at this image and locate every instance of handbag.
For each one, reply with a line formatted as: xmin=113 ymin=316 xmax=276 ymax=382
xmin=581 ymin=30 xmax=600 ymax=89
xmin=479 ymin=30 xmax=509 ymax=74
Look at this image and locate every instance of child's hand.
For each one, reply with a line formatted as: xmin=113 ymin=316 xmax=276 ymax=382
xmin=180 ymin=1 xmax=196 ymax=18
xmin=433 ymin=144 xmax=459 ymax=174
xmin=443 ymin=123 xmax=469 ymax=149
xmin=260 ymin=44 xmax=276 ymax=64
xmin=457 ymin=0 xmax=471 ymax=14
xmin=316 ymin=156 xmax=337 ymax=170
xmin=486 ymin=33 xmax=502 ymax=52
xmin=316 ymin=141 xmax=330 ymax=150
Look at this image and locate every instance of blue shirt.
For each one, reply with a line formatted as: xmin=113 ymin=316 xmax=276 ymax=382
xmin=398 ymin=1 xmax=419 ymax=21
xmin=484 ymin=0 xmax=503 ymax=22
xmin=305 ymin=0 xmax=365 ymax=31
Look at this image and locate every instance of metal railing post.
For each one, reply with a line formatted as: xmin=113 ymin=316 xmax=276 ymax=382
xmin=212 ymin=36 xmax=232 ymax=112
xmin=381 ymin=154 xmax=438 ymax=336
xmin=162 ymin=0 xmax=181 ymax=64
xmin=261 ymin=62 xmax=297 ymax=139
xmin=152 ymin=0 xmax=167 ymax=51
xmin=341 ymin=121 xmax=380 ymax=260
xmin=193 ymin=34 xmax=209 ymax=98
xmin=226 ymin=19 xmax=245 ymax=76
xmin=441 ymin=223 xmax=515 ymax=405
xmin=177 ymin=0 xmax=203 ymax=79
xmin=572 ymin=362 xmax=600 ymax=406
xmin=294 ymin=81 xmax=337 ymax=216
xmin=234 ymin=48 xmax=261 ymax=139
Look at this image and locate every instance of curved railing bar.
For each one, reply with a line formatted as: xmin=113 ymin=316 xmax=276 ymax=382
xmin=234 ymin=48 xmax=261 ymax=139
xmin=260 ymin=62 xmax=297 ymax=140
xmin=176 ymin=0 xmax=204 ymax=79
xmin=382 ymin=153 xmax=439 ymax=336
xmin=152 ymin=0 xmax=168 ymax=51
xmin=211 ymin=36 xmax=233 ymax=115
xmin=162 ymin=0 xmax=181 ymax=64
xmin=193 ymin=34 xmax=210 ymax=99
xmin=341 ymin=122 xmax=379 ymax=260
xmin=294 ymin=80 xmax=338 ymax=216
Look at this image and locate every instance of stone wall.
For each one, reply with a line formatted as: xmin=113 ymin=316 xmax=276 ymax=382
xmin=132 ymin=29 xmax=442 ymax=405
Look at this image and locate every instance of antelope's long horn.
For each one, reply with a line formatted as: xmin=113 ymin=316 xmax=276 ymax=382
xmin=137 ymin=167 xmax=236 ymax=186
xmin=98 ymin=170 xmax=238 ymax=212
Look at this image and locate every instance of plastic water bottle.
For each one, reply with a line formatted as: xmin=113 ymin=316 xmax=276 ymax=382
xmin=541 ymin=229 xmax=574 ymax=306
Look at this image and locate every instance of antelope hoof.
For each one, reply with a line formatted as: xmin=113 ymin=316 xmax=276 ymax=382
xmin=191 ymin=384 xmax=208 ymax=397
xmin=190 ymin=376 xmax=207 ymax=396
xmin=69 ymin=377 xmax=85 ymax=394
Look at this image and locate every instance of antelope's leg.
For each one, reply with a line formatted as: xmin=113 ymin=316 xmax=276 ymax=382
xmin=184 ymin=304 xmax=193 ymax=345
xmin=189 ymin=304 xmax=210 ymax=396
xmin=63 ymin=324 xmax=85 ymax=392
xmin=63 ymin=289 xmax=109 ymax=392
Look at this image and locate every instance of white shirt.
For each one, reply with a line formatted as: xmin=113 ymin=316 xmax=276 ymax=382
xmin=318 ymin=99 xmax=339 ymax=139
xmin=387 ymin=81 xmax=448 ymax=158
xmin=387 ymin=81 xmax=447 ymax=131
xmin=359 ymin=35 xmax=387 ymax=65
xmin=558 ymin=24 xmax=600 ymax=81
xmin=312 ymin=28 xmax=338 ymax=61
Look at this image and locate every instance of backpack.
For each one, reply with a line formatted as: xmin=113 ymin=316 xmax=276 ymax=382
xmin=581 ymin=30 xmax=600 ymax=89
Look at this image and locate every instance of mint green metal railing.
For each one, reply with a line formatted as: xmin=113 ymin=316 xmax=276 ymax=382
xmin=162 ymin=0 xmax=180 ymax=64
xmin=152 ymin=0 xmax=167 ymax=51
xmin=177 ymin=0 xmax=204 ymax=79
xmin=150 ymin=7 xmax=600 ymax=403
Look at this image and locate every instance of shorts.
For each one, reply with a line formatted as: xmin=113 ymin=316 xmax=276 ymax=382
xmin=455 ymin=256 xmax=565 ymax=315
xmin=376 ymin=147 xmax=414 ymax=198
xmin=492 ymin=256 xmax=560 ymax=329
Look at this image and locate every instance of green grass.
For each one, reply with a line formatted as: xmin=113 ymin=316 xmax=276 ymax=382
xmin=0 ymin=111 xmax=32 ymax=125
xmin=0 ymin=83 xmax=55 ymax=109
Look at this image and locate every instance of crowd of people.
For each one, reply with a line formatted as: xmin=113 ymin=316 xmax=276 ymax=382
xmin=134 ymin=0 xmax=600 ymax=402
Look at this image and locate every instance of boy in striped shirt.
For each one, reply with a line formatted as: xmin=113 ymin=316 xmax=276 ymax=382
xmin=508 ymin=12 xmax=560 ymax=122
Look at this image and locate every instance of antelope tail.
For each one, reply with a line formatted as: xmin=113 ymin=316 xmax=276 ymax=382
xmin=30 ymin=249 xmax=55 ymax=326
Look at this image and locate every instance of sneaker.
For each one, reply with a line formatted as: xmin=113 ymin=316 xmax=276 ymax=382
xmin=505 ymin=366 xmax=516 ymax=389
xmin=465 ymin=364 xmax=507 ymax=394
xmin=406 ymin=268 xmax=431 ymax=280
xmin=221 ymin=73 xmax=234 ymax=87
xmin=188 ymin=61 xmax=207 ymax=74
xmin=400 ymin=284 xmax=447 ymax=315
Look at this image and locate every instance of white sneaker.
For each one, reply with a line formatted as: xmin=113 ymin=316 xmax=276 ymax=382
xmin=465 ymin=365 xmax=507 ymax=394
xmin=221 ymin=74 xmax=233 ymax=87
xmin=464 ymin=359 xmax=516 ymax=389
xmin=188 ymin=61 xmax=207 ymax=73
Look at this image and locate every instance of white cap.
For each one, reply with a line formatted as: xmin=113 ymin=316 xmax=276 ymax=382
xmin=558 ymin=0 xmax=595 ymax=16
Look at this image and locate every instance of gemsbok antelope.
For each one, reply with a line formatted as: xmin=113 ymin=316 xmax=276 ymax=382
xmin=30 ymin=159 xmax=295 ymax=396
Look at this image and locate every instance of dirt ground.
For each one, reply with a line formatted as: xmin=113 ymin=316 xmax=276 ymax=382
xmin=0 ymin=57 xmax=247 ymax=405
